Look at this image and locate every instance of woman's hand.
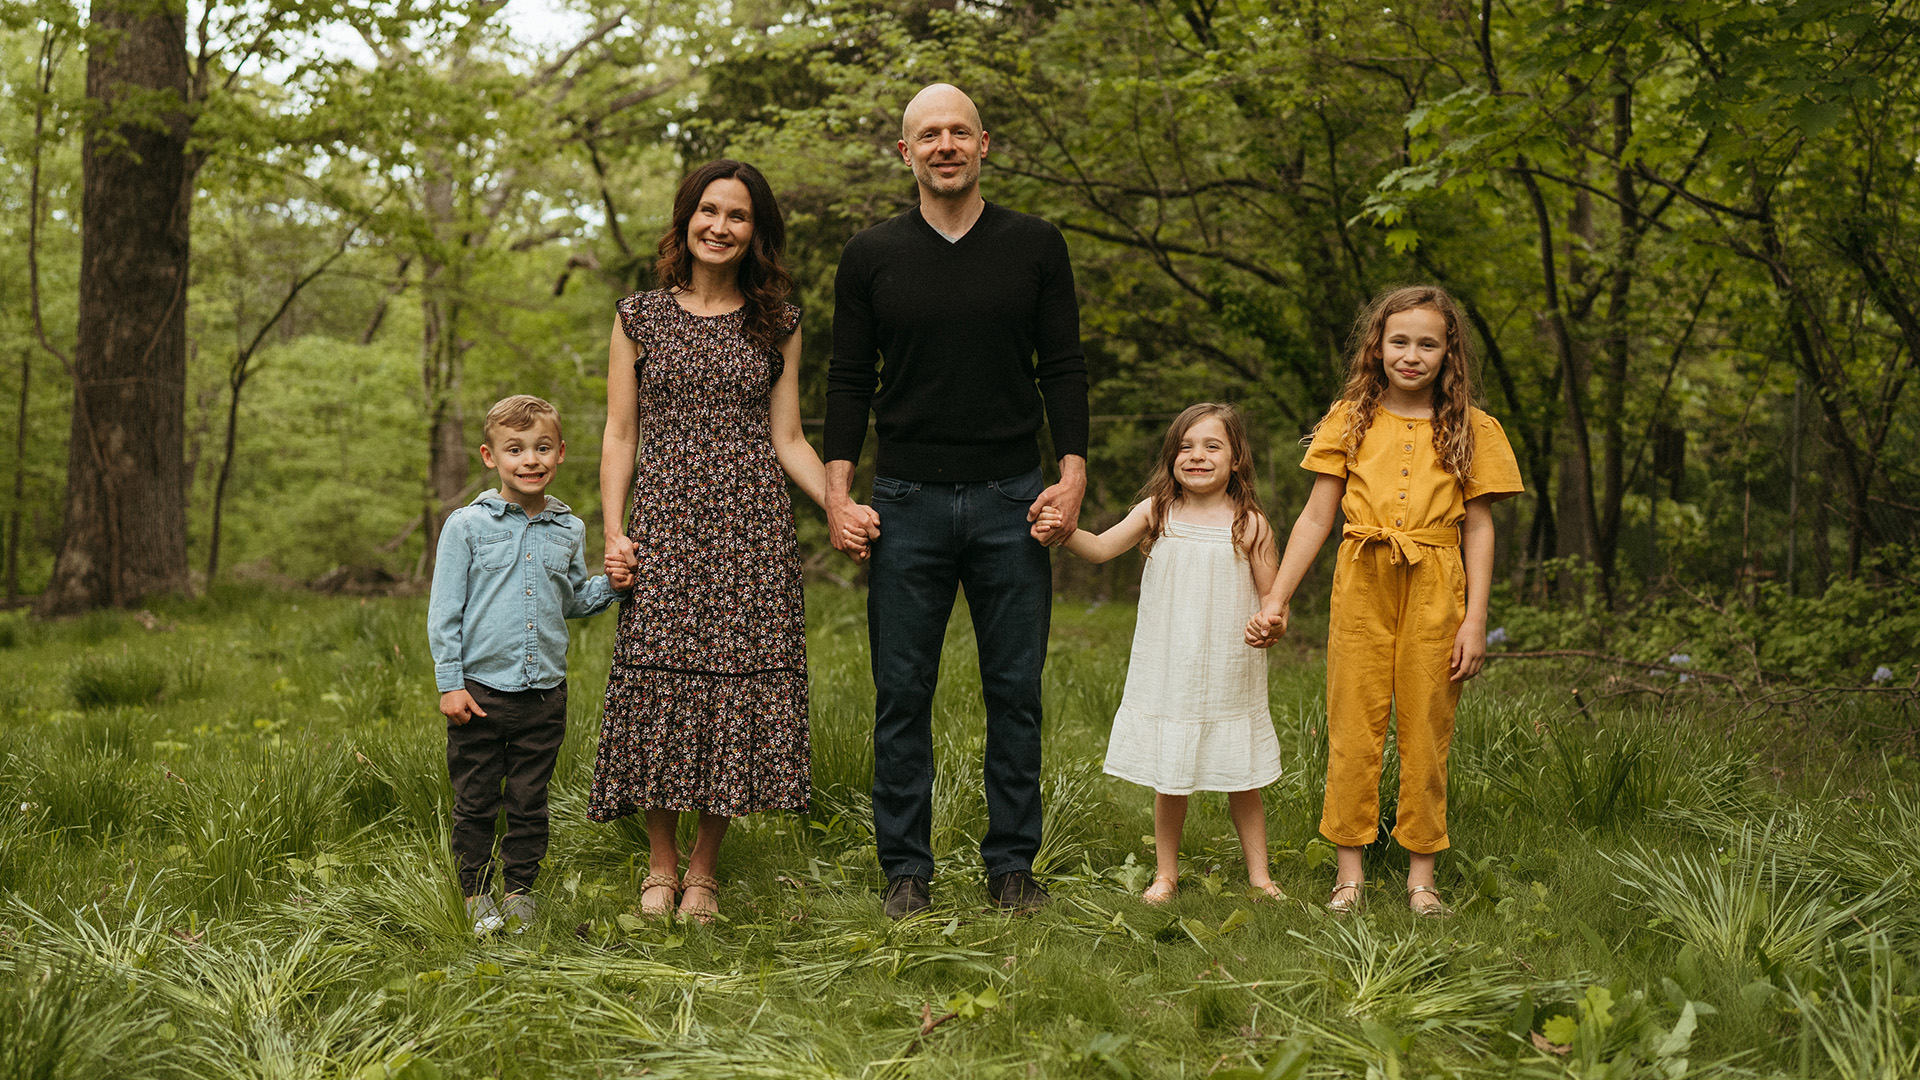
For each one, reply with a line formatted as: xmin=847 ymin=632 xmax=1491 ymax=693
xmin=1449 ymin=620 xmax=1487 ymax=682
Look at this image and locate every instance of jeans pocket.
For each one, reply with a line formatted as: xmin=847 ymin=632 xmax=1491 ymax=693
xmin=989 ymin=468 xmax=1046 ymax=503
xmin=871 ymin=476 xmax=917 ymax=503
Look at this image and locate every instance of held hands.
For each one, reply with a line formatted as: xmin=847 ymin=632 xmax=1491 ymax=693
xmin=1449 ymin=620 xmax=1487 ymax=682
xmin=826 ymin=498 xmax=881 ymax=563
xmin=1027 ymin=462 xmax=1086 ymax=547
xmin=604 ymin=535 xmax=639 ymax=590
xmin=1244 ymin=603 xmax=1289 ymax=648
xmin=439 ymin=688 xmax=487 ymax=725
xmin=1031 ymin=506 xmax=1066 ymax=544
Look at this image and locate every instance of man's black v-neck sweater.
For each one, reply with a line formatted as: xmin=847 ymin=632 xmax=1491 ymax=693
xmin=825 ymin=202 xmax=1089 ymax=481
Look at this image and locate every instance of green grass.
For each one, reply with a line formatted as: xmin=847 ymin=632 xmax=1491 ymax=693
xmin=0 ymin=585 xmax=1915 ymax=1078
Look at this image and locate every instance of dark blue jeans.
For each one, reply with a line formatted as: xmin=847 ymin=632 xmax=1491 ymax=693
xmin=868 ymin=467 xmax=1052 ymax=881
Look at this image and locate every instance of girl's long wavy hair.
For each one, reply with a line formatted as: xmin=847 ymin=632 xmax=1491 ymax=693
xmin=1139 ymin=403 xmax=1265 ymax=558
xmin=1315 ymin=285 xmax=1478 ymax=489
xmin=654 ymin=159 xmax=793 ymax=353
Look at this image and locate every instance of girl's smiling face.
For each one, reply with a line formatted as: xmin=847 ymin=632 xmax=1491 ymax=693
xmin=1379 ymin=306 xmax=1449 ymax=398
xmin=1173 ymin=415 xmax=1235 ymax=498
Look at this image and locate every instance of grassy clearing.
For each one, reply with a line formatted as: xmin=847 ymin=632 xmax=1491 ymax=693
xmin=0 ymin=586 xmax=1915 ymax=1079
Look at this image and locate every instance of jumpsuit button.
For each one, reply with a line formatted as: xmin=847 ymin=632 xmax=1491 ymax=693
xmin=1404 ymin=444 xmax=1413 ymax=451
xmin=1396 ymin=519 xmax=1403 ymax=526
xmin=1401 ymin=468 xmax=1409 ymax=476
xmin=1406 ymin=423 xmax=1413 ymax=429
xmin=1399 ymin=492 xmax=1407 ymax=499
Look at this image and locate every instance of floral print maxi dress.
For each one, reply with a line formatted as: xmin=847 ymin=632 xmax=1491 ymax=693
xmin=588 ymin=290 xmax=809 ymax=820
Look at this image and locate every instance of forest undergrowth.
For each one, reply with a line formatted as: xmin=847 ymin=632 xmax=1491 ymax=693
xmin=0 ymin=586 xmax=1916 ymax=1079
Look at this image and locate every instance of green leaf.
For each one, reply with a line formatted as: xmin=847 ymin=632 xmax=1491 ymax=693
xmin=1789 ymin=99 xmax=1844 ymax=135
xmin=1541 ymin=1013 xmax=1578 ymax=1046
xmin=1218 ymin=908 xmax=1254 ymax=935
xmin=1384 ymin=227 xmax=1420 ymax=254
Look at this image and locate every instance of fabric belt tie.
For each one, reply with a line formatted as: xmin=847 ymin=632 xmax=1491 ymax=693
xmin=1343 ymin=524 xmax=1459 ymax=565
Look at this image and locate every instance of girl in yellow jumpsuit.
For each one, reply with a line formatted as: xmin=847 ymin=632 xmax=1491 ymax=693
xmin=1248 ymin=285 xmax=1522 ymax=916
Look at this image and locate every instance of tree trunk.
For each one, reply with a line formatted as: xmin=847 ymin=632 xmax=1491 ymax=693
xmin=5 ymin=351 xmax=27 ymax=603
xmin=1596 ymin=83 xmax=1637 ymax=581
xmin=39 ymin=0 xmax=192 ymax=615
xmin=419 ymin=259 xmax=471 ymax=569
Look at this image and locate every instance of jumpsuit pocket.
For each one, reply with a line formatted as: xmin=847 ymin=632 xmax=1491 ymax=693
xmin=473 ymin=531 xmax=515 ymax=571
xmin=1328 ymin=542 xmax=1375 ymax=636
xmin=1414 ymin=548 xmax=1467 ymax=641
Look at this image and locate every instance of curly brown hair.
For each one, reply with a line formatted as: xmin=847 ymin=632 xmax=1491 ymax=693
xmin=1315 ymin=285 xmax=1479 ymax=490
xmin=654 ymin=160 xmax=793 ymax=352
xmin=1138 ymin=403 xmax=1266 ymax=558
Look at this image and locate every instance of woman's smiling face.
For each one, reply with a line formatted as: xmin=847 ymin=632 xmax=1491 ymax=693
xmin=687 ymin=178 xmax=754 ymax=271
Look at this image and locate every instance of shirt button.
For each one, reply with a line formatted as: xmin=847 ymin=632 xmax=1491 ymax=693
xmin=526 ymin=588 xmax=532 ymax=596
xmin=527 ymin=621 xmax=533 ymax=629
xmin=525 ymin=553 xmax=532 ymax=560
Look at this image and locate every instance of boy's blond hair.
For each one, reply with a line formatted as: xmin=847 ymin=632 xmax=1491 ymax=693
xmin=483 ymin=395 xmax=562 ymax=445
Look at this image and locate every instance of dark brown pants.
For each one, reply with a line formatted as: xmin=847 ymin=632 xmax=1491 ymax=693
xmin=447 ymin=680 xmax=566 ymax=895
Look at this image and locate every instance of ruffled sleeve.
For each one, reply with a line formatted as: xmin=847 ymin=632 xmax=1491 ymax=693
xmin=1463 ymin=408 xmax=1525 ymax=502
xmin=616 ymin=292 xmax=648 ymax=344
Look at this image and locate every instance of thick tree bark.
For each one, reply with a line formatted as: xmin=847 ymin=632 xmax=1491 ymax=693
xmin=40 ymin=1 xmax=193 ymax=614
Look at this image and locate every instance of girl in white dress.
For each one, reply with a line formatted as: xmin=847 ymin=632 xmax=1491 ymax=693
xmin=1037 ymin=403 xmax=1283 ymax=903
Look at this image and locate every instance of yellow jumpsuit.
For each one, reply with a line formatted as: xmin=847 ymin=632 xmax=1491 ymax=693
xmin=1302 ymin=402 xmax=1522 ymax=852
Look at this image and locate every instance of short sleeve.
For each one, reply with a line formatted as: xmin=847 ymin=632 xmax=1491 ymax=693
xmin=778 ymin=302 xmax=801 ymax=338
xmin=1300 ymin=401 xmax=1352 ymax=477
xmin=1463 ymin=410 xmax=1525 ymax=502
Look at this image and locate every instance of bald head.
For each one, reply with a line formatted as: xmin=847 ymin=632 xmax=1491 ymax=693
xmin=898 ymin=83 xmax=990 ymax=202
xmin=901 ymin=83 xmax=983 ymax=143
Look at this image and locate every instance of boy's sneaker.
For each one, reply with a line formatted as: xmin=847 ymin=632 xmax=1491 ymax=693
xmin=883 ymin=875 xmax=931 ymax=919
xmin=467 ymin=894 xmax=506 ymax=936
xmin=987 ymin=870 xmax=1050 ymax=912
xmin=502 ymin=892 xmax=536 ymax=933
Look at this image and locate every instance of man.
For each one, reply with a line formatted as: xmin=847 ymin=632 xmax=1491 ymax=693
xmin=823 ymin=83 xmax=1089 ymax=918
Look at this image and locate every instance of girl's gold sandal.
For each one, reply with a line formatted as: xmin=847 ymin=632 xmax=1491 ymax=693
xmin=1326 ymin=880 xmax=1365 ymax=913
xmin=1407 ymin=884 xmax=1453 ymax=919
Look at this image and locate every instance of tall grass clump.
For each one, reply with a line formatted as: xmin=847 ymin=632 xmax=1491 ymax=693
xmin=66 ymin=653 xmax=168 ymax=710
xmin=0 ymin=961 xmax=162 ymax=1080
xmin=1786 ymin=936 xmax=1920 ymax=1079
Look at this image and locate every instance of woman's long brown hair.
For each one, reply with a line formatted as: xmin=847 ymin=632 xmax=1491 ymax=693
xmin=1315 ymin=285 xmax=1478 ymax=490
xmin=654 ymin=159 xmax=793 ymax=353
xmin=1138 ymin=403 xmax=1265 ymax=558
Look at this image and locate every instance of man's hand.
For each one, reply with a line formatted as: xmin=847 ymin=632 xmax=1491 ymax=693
xmin=440 ymin=688 xmax=487 ymax=725
xmin=1245 ymin=603 xmax=1289 ymax=649
xmin=1027 ymin=455 xmax=1086 ymax=546
xmin=1449 ymin=620 xmax=1487 ymax=682
xmin=827 ymin=497 xmax=880 ymax=562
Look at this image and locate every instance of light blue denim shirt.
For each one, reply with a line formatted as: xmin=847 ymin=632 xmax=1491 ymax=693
xmin=428 ymin=490 xmax=623 ymax=694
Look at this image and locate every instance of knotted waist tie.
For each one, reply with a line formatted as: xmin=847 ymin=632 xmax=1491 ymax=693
xmin=1342 ymin=523 xmax=1460 ymax=565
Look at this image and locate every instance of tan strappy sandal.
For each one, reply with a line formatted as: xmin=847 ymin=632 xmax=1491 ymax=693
xmin=638 ymin=872 xmax=680 ymax=917
xmin=679 ymin=872 xmax=721 ymax=924
xmin=1407 ymin=884 xmax=1453 ymax=919
xmin=1327 ymin=880 xmax=1365 ymax=913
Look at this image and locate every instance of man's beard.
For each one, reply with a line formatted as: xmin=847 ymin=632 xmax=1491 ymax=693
xmin=913 ymin=157 xmax=978 ymax=195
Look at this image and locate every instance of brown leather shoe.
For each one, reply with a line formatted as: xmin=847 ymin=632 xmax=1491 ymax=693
xmin=883 ymin=875 xmax=931 ymax=919
xmin=987 ymin=870 xmax=1050 ymax=911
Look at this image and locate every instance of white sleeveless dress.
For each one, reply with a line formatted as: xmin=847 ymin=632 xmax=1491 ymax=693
xmin=1103 ymin=518 xmax=1282 ymax=794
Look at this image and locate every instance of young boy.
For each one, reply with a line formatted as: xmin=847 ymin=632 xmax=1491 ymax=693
xmin=427 ymin=394 xmax=623 ymax=935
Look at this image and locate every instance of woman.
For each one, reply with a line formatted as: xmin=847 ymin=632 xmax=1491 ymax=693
xmin=591 ymin=160 xmax=876 ymax=921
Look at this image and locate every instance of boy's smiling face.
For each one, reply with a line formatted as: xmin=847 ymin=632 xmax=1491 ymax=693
xmin=480 ymin=419 xmax=565 ymax=511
